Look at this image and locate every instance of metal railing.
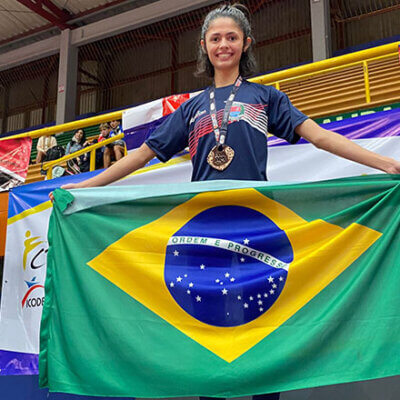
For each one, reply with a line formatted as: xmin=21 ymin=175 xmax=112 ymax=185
xmin=42 ymin=133 xmax=125 ymax=180
xmin=253 ymin=41 xmax=399 ymax=85
xmin=263 ymin=52 xmax=397 ymax=105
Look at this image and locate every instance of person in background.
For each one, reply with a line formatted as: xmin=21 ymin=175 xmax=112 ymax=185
xmin=65 ymin=129 xmax=88 ymax=155
xmin=35 ymin=135 xmax=57 ymax=163
xmin=110 ymin=119 xmax=123 ymax=136
xmin=65 ymin=129 xmax=90 ymax=174
xmin=100 ymin=122 xmax=125 ymax=168
xmin=109 ymin=119 xmax=126 ymax=163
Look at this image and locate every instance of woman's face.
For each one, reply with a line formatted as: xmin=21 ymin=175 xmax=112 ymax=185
xmin=201 ymin=17 xmax=251 ymax=74
xmin=75 ymin=130 xmax=84 ymax=141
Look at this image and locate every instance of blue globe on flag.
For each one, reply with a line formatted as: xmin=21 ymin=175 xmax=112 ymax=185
xmin=164 ymin=205 xmax=293 ymax=327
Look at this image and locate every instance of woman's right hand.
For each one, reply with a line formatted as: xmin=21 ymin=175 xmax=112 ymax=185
xmin=49 ymin=182 xmax=83 ymax=202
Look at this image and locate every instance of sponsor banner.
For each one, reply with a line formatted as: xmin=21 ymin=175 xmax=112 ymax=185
xmin=0 ymin=172 xmax=102 ymax=375
xmin=0 ymin=159 xmax=190 ymax=375
xmin=0 ymin=137 xmax=32 ymax=191
xmin=2 ymin=103 xmax=400 ymax=376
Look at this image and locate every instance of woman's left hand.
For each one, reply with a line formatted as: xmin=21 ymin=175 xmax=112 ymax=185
xmin=296 ymin=119 xmax=400 ymax=175
xmin=383 ymin=161 xmax=400 ymax=174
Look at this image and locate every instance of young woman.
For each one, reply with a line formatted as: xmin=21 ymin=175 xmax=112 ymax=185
xmin=36 ymin=135 xmax=57 ymax=163
xmin=60 ymin=4 xmax=400 ymax=191
xmin=52 ymin=4 xmax=400 ymax=399
xmin=65 ymin=129 xmax=90 ymax=174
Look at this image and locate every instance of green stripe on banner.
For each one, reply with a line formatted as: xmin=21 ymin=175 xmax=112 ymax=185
xmin=315 ymin=102 xmax=400 ymax=124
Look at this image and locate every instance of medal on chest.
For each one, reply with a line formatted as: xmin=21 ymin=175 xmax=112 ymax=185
xmin=207 ymin=76 xmax=242 ymax=171
xmin=207 ymin=144 xmax=235 ymax=171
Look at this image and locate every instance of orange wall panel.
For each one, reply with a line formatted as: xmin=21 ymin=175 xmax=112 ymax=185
xmin=0 ymin=192 xmax=9 ymax=257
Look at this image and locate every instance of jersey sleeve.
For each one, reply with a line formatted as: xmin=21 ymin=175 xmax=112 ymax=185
xmin=145 ymin=105 xmax=188 ymax=162
xmin=268 ymin=87 xmax=308 ymax=144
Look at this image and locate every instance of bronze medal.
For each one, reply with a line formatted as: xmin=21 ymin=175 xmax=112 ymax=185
xmin=207 ymin=76 xmax=242 ymax=171
xmin=207 ymin=144 xmax=235 ymax=171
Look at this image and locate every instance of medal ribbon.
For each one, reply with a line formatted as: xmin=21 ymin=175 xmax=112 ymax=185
xmin=209 ymin=76 xmax=243 ymax=145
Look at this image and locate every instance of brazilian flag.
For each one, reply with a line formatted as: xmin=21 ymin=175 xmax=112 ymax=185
xmin=40 ymin=175 xmax=400 ymax=397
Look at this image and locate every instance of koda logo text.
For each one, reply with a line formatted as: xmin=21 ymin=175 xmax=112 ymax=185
xmin=24 ymin=296 xmax=45 ymax=308
xmin=22 ymin=277 xmax=44 ymax=308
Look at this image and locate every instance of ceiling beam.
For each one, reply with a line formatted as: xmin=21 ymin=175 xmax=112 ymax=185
xmin=41 ymin=0 xmax=71 ymax=21
xmin=16 ymin=0 xmax=71 ymax=30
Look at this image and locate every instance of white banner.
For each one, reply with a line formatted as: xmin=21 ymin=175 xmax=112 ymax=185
xmin=0 ymin=208 xmax=51 ymax=354
xmin=1 ymin=96 xmax=400 ymax=375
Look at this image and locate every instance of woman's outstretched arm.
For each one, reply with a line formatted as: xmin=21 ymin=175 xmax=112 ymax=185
xmin=296 ymin=119 xmax=400 ymax=174
xmin=62 ymin=143 xmax=156 ymax=190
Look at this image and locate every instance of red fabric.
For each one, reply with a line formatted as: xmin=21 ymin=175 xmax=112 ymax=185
xmin=162 ymin=94 xmax=190 ymax=117
xmin=0 ymin=137 xmax=32 ymax=180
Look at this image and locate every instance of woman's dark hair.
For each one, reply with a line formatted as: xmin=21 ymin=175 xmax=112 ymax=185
xmin=195 ymin=3 xmax=257 ymax=78
xmin=72 ymin=129 xmax=86 ymax=146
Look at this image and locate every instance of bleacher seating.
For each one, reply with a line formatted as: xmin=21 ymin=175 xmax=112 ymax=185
xmin=281 ymin=54 xmax=400 ymax=118
xmin=29 ymin=125 xmax=100 ymax=163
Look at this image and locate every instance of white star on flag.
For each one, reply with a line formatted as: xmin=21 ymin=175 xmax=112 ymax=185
xmin=225 ymin=272 xmax=230 ymax=278
xmin=176 ymin=276 xmax=182 ymax=282
xmin=173 ymin=250 xmax=179 ymax=256
xmin=189 ymin=282 xmax=194 ymax=287
xmin=268 ymin=276 xmax=274 ymax=283
xmin=170 ymin=282 xmax=174 ymax=287
xmin=196 ymin=295 xmax=201 ymax=302
xmin=222 ymin=288 xmax=228 ymax=295
xmin=244 ymin=303 xmax=249 ymax=308
xmin=243 ymin=238 xmax=250 ymax=245
xmin=200 ymin=264 xmax=205 ymax=270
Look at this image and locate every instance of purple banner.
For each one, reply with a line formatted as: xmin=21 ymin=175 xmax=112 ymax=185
xmin=0 ymin=350 xmax=38 ymax=375
xmin=124 ymin=116 xmax=168 ymax=150
xmin=124 ymin=106 xmax=400 ymax=151
xmin=268 ymin=107 xmax=400 ymax=147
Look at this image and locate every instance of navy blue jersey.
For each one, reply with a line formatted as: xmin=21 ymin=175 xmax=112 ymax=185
xmin=146 ymin=80 xmax=308 ymax=181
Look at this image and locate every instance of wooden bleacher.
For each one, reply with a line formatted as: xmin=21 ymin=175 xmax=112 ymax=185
xmin=25 ymin=163 xmax=46 ymax=185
